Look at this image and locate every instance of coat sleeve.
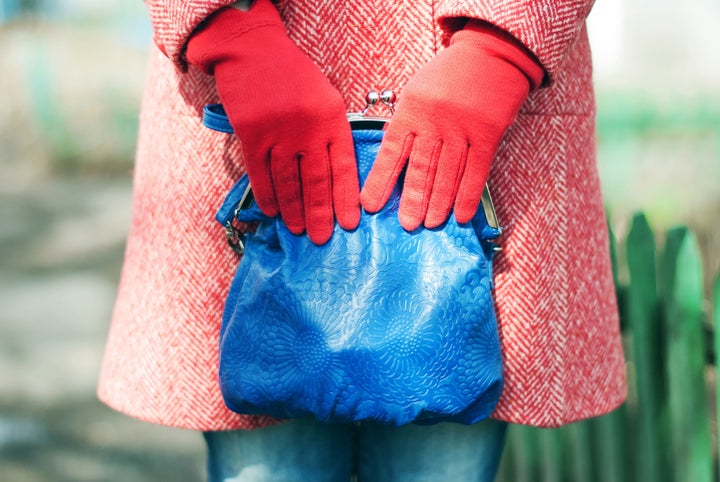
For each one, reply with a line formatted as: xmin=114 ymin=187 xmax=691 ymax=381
xmin=435 ymin=0 xmax=595 ymax=85
xmin=144 ymin=0 xmax=286 ymax=71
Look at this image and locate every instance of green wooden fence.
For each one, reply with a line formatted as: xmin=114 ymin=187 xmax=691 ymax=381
xmin=497 ymin=213 xmax=719 ymax=482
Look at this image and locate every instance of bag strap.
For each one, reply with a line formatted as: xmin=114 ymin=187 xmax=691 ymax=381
xmin=203 ymin=104 xmax=234 ymax=133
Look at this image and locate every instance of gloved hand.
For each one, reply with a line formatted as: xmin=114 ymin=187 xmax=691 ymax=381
xmin=186 ymin=0 xmax=359 ymax=245
xmin=360 ymin=20 xmax=544 ymax=230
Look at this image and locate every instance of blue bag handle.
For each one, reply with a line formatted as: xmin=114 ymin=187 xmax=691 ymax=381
xmin=203 ymin=104 xmax=234 ymax=133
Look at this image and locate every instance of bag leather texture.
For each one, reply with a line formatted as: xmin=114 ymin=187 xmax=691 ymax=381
xmin=208 ymin=105 xmax=505 ymax=426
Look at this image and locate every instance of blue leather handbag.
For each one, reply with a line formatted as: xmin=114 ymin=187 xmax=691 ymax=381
xmin=205 ymin=104 xmax=504 ymax=425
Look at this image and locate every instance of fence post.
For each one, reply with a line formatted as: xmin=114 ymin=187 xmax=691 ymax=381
xmin=568 ymin=421 xmax=594 ymax=482
xmin=625 ymin=213 xmax=667 ymax=482
xmin=589 ymin=223 xmax=628 ymax=482
xmin=538 ymin=427 xmax=564 ymax=481
xmin=502 ymin=424 xmax=542 ymax=482
xmin=661 ymin=227 xmax=712 ymax=482
xmin=714 ymin=272 xmax=720 ymax=477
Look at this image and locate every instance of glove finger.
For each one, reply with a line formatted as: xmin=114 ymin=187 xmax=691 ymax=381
xmin=243 ymin=142 xmax=280 ymax=217
xmin=329 ymin=128 xmax=361 ymax=231
xmin=425 ymin=140 xmax=468 ymax=229
xmin=300 ymin=148 xmax=334 ymax=245
xmin=454 ymin=146 xmax=493 ymax=224
xmin=398 ymin=137 xmax=442 ymax=231
xmin=270 ymin=146 xmax=305 ymax=234
xmin=360 ymin=127 xmax=414 ymax=213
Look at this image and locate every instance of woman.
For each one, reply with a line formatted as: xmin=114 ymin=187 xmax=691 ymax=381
xmin=98 ymin=0 xmax=626 ymax=479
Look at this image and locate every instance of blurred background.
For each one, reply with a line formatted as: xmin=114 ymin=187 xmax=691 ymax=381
xmin=0 ymin=0 xmax=718 ymax=481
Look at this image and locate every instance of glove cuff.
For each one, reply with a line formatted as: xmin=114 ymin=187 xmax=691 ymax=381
xmin=452 ymin=20 xmax=545 ymax=91
xmin=186 ymin=0 xmax=286 ymax=75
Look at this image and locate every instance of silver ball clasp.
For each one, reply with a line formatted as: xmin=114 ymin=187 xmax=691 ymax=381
xmin=380 ymin=89 xmax=396 ymax=114
xmin=357 ymin=89 xmax=397 ymax=117
xmin=361 ymin=90 xmax=380 ymax=115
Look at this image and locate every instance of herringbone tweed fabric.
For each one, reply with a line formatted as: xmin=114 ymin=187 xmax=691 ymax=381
xmin=98 ymin=0 xmax=627 ymax=430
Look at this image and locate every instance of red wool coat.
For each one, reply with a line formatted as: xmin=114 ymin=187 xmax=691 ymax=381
xmin=98 ymin=0 xmax=627 ymax=430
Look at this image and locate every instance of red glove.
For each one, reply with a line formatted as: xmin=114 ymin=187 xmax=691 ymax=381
xmin=360 ymin=21 xmax=544 ymax=230
xmin=186 ymin=0 xmax=359 ymax=245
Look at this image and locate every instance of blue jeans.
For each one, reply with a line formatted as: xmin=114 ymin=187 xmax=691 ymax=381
xmin=204 ymin=418 xmax=508 ymax=482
